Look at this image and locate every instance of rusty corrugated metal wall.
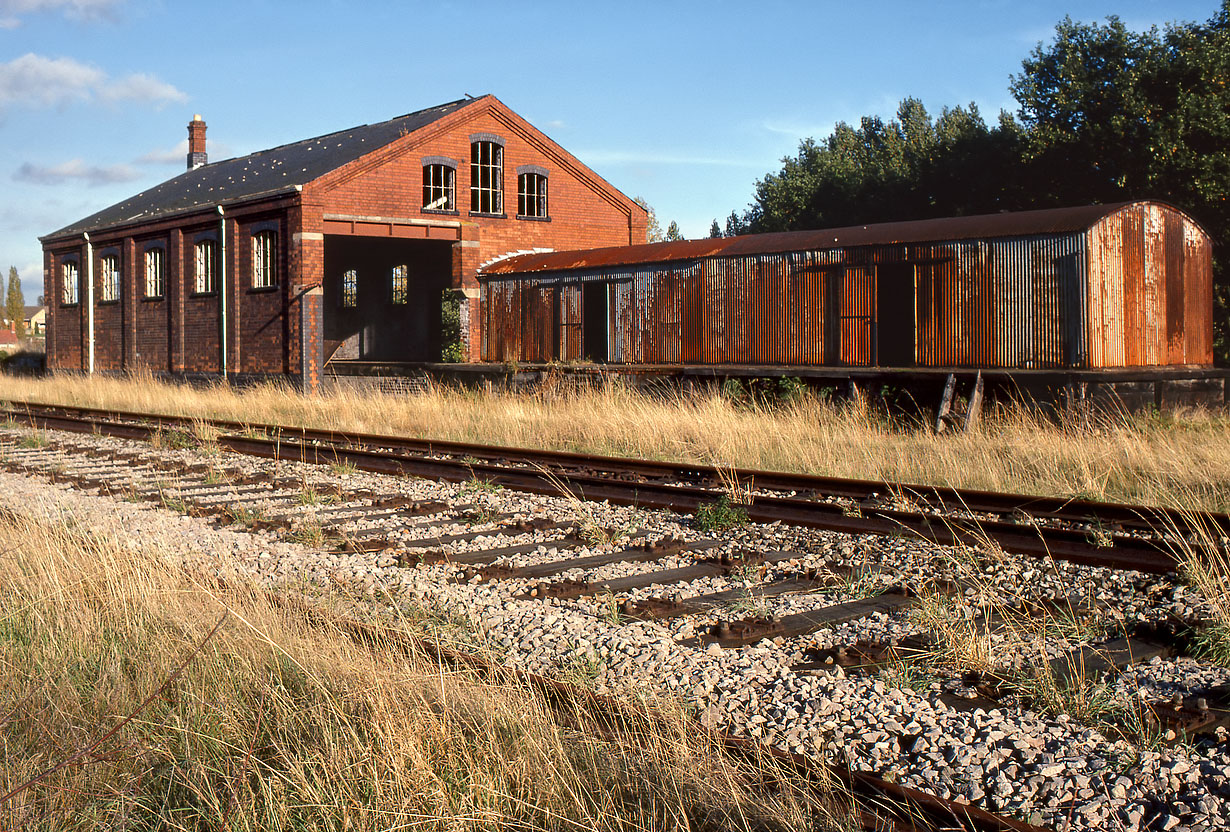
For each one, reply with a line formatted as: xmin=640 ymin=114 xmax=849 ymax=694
xmin=1086 ymin=202 xmax=1213 ymax=367
xmin=479 ymin=202 xmax=1213 ymax=370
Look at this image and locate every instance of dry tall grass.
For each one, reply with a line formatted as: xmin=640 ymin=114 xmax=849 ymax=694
xmin=0 ymin=509 xmax=845 ymax=831
xmin=1 ymin=371 xmax=1228 ymax=511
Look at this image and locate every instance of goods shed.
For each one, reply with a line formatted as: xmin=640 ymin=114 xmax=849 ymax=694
xmin=40 ymin=96 xmax=647 ymax=389
xmin=478 ymin=201 xmax=1214 ymax=372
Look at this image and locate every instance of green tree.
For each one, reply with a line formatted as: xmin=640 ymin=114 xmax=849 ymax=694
xmin=745 ymin=97 xmax=1022 ymax=234
xmin=634 ymin=197 xmax=663 ymax=242
xmin=708 ymin=219 xmax=722 ymax=238
xmin=728 ymin=3 xmax=1230 ymax=359
xmin=6 ymin=267 xmax=22 ymax=339
xmin=724 ymin=211 xmax=747 ymax=237
xmin=1012 ymin=4 xmax=1230 ymax=357
xmin=664 ymin=221 xmax=684 ymax=241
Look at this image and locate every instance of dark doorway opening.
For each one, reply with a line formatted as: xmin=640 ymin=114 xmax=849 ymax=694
xmin=876 ymin=262 xmax=915 ymax=367
xmin=323 ymin=236 xmax=452 ymax=363
xmin=582 ymin=282 xmax=609 ymax=362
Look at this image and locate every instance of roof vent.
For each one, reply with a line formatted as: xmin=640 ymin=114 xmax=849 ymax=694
xmin=187 ymin=115 xmax=207 ymax=170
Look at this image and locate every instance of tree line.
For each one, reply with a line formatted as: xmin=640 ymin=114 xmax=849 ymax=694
xmin=710 ymin=4 xmax=1230 ymax=360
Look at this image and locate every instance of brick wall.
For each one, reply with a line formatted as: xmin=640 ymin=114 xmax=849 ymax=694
xmin=179 ymin=219 xmax=223 ymax=373
xmin=46 ymin=246 xmax=84 ymax=370
xmin=41 ymin=97 xmax=646 ymax=378
xmin=311 ymin=100 xmax=645 ymax=294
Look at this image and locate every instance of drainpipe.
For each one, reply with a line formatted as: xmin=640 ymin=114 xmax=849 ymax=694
xmin=83 ymin=231 xmax=94 ymax=374
xmin=218 ymin=205 xmax=227 ymax=380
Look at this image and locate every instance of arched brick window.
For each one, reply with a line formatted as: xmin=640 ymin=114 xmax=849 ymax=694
xmin=470 ymin=135 xmax=504 ymax=215
xmin=194 ymin=240 xmax=217 ymax=294
xmin=144 ymin=247 xmax=165 ymax=298
xmin=423 ymin=157 xmax=457 ymax=211
xmin=341 ymin=269 xmax=357 ymax=308
xmin=99 ymin=254 xmax=120 ymax=302
xmin=391 ymin=264 xmax=408 ymax=305
xmin=61 ymin=260 xmax=79 ymax=305
xmin=517 ymin=165 xmax=548 ymax=218
xmin=252 ymin=230 xmax=277 ymax=288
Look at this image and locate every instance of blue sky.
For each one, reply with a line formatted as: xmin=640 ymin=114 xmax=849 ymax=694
xmin=0 ymin=0 xmax=1217 ymax=303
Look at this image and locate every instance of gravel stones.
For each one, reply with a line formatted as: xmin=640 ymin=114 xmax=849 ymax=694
xmin=1 ymin=425 xmax=1228 ymax=830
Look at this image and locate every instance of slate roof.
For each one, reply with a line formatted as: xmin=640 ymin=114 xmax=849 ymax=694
xmin=43 ymin=97 xmax=481 ymax=241
xmin=23 ymin=306 xmax=44 ymax=318
xmin=481 ymin=202 xmax=1153 ymax=276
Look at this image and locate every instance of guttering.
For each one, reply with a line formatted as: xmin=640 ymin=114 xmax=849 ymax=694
xmin=83 ymin=232 xmax=94 ymax=374
xmin=217 ymin=205 xmax=227 ymax=380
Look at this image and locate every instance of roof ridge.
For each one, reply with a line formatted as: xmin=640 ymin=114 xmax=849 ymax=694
xmin=480 ymin=201 xmax=1181 ymax=277
xmin=41 ymin=96 xmax=481 ymax=240
xmin=200 ymin=96 xmax=478 ymax=168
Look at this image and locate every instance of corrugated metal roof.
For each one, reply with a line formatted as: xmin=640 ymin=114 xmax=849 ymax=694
xmin=42 ymin=97 xmax=482 ymax=241
xmin=481 ymin=202 xmax=1142 ymax=277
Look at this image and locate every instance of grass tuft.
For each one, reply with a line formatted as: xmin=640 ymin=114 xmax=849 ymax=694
xmin=0 ymin=371 xmax=1225 ymax=512
xmin=0 ymin=509 xmax=849 ymax=831
xmin=694 ymin=495 xmax=750 ymax=532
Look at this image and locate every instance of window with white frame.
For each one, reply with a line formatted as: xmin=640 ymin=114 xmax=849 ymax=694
xmin=100 ymin=255 xmax=119 ymax=302
xmin=423 ymin=163 xmax=456 ymax=211
xmin=194 ymin=239 xmax=217 ymax=294
xmin=61 ymin=260 xmax=79 ymax=305
xmin=518 ymin=171 xmax=548 ymax=218
xmin=470 ymin=140 xmax=503 ymax=214
xmin=391 ymin=264 xmax=408 ymax=305
xmin=341 ymin=269 xmax=357 ymax=308
xmin=252 ymin=230 xmax=277 ymax=288
xmin=143 ymin=247 xmax=165 ymax=298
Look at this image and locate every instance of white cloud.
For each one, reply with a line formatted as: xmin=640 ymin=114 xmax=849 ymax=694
xmin=0 ymin=54 xmax=101 ymax=108
xmin=0 ymin=0 xmax=123 ymax=26
xmin=14 ymin=158 xmax=140 ymax=186
xmin=0 ymin=53 xmax=186 ymax=112
xmin=136 ymin=138 xmax=188 ymax=165
xmin=100 ymin=72 xmax=187 ymax=104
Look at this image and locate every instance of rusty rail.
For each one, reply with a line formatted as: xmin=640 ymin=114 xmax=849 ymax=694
xmin=2 ymin=401 xmax=1214 ymax=574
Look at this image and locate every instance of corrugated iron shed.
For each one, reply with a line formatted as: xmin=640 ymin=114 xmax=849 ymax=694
xmin=479 ymin=201 xmax=1213 ymax=371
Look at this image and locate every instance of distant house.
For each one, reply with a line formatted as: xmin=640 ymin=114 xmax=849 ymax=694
xmin=24 ymin=306 xmax=46 ymax=336
xmin=0 ymin=329 xmax=19 ymax=351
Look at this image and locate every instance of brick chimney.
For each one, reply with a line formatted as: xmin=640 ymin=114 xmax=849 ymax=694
xmin=187 ymin=114 xmax=207 ymax=170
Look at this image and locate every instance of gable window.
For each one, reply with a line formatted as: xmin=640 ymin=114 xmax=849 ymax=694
xmin=391 ymin=265 xmax=408 ymax=305
xmin=194 ymin=240 xmax=217 ymax=294
xmin=144 ymin=247 xmax=165 ymax=298
xmin=61 ymin=260 xmax=79 ymax=305
xmin=518 ymin=168 xmax=548 ymax=218
xmin=252 ymin=230 xmax=277 ymax=288
xmin=100 ymin=255 xmax=120 ymax=302
xmin=423 ymin=162 xmax=456 ymax=211
xmin=341 ymin=269 xmax=357 ymax=308
xmin=470 ymin=139 xmax=503 ymax=214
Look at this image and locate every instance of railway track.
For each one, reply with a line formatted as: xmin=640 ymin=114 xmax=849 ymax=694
xmin=3 ymin=400 xmax=1224 ymax=574
xmin=1 ymin=401 xmax=1228 ymax=830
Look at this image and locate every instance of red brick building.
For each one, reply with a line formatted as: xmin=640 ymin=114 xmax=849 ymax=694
xmin=40 ymin=96 xmax=648 ymax=387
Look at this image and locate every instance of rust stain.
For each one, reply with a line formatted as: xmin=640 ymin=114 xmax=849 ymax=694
xmin=480 ymin=202 xmax=1214 ymax=370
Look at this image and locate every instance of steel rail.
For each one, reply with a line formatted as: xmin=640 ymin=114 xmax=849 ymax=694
xmin=5 ymin=400 xmax=1227 ymax=538
xmin=261 ymin=590 xmax=1049 ymax=832
xmin=3 ymin=405 xmax=1184 ymax=574
xmin=0 ymin=461 xmax=1051 ymax=832
xmin=221 ymin=433 xmax=1180 ymax=573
